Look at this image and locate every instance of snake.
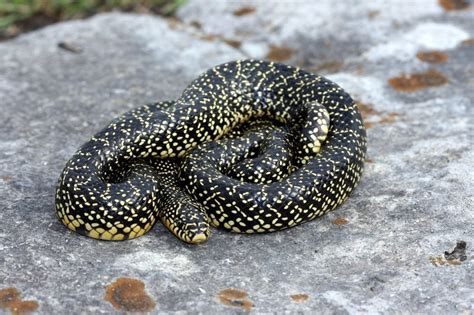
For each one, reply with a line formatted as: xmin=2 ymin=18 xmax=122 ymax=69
xmin=55 ymin=60 xmax=367 ymax=244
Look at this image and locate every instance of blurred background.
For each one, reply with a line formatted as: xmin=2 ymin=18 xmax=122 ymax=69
xmin=0 ymin=0 xmax=185 ymax=40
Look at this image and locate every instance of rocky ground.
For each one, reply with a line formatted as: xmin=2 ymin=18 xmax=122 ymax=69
xmin=0 ymin=0 xmax=473 ymax=313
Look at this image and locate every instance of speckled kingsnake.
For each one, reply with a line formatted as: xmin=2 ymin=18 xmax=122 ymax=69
xmin=55 ymin=60 xmax=367 ymax=244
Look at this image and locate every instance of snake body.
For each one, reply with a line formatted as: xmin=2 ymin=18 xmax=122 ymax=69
xmin=55 ymin=60 xmax=366 ymax=244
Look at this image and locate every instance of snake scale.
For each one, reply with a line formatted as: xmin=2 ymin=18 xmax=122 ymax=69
xmin=55 ymin=60 xmax=367 ymax=244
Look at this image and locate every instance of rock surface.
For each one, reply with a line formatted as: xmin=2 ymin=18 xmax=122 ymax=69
xmin=0 ymin=0 xmax=473 ymax=313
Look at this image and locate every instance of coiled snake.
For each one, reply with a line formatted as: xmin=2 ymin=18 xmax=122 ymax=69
xmin=55 ymin=60 xmax=366 ymax=244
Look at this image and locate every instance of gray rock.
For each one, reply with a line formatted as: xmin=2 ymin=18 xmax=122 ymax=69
xmin=0 ymin=0 xmax=473 ymax=313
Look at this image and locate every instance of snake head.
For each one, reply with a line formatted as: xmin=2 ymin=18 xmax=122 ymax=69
xmin=159 ymin=199 xmax=211 ymax=244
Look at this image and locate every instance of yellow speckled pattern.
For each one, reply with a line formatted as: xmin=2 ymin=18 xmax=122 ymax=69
xmin=55 ymin=60 xmax=366 ymax=244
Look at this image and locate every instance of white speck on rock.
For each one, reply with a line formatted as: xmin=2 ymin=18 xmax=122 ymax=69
xmin=366 ymin=22 xmax=470 ymax=61
xmin=240 ymin=41 xmax=268 ymax=59
xmin=327 ymin=73 xmax=398 ymax=111
xmin=114 ymin=250 xmax=199 ymax=276
xmin=322 ymin=291 xmax=394 ymax=314
xmin=119 ymin=14 xmax=242 ymax=77
xmin=322 ymin=291 xmax=362 ymax=313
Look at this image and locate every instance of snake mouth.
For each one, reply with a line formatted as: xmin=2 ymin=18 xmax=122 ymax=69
xmin=163 ymin=221 xmax=211 ymax=244
xmin=187 ymin=232 xmax=209 ymax=244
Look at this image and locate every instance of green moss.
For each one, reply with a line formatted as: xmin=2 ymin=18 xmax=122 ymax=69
xmin=0 ymin=0 xmax=186 ymax=30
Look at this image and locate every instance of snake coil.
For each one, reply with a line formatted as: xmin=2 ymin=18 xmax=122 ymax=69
xmin=55 ymin=60 xmax=366 ymax=244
